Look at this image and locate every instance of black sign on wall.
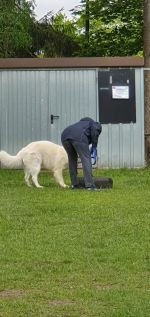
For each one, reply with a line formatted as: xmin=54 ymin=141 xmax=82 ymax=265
xmin=98 ymin=69 xmax=136 ymax=124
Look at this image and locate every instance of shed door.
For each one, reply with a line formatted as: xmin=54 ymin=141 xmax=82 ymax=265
xmin=48 ymin=70 xmax=97 ymax=144
xmin=0 ymin=69 xmax=97 ymax=153
xmin=98 ymin=69 xmax=136 ymax=124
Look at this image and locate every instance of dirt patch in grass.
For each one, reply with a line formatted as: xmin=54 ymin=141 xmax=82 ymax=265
xmin=0 ymin=289 xmax=26 ymax=299
xmin=47 ymin=299 xmax=75 ymax=306
xmin=95 ymin=283 xmax=118 ymax=290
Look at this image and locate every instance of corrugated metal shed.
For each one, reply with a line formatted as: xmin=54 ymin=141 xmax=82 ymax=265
xmin=0 ymin=57 xmax=145 ymax=168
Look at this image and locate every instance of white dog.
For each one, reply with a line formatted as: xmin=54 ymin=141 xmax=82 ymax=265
xmin=0 ymin=141 xmax=68 ymax=188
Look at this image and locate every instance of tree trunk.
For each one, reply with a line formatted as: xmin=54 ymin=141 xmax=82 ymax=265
xmin=144 ymin=0 xmax=150 ymax=162
xmin=85 ymin=0 xmax=89 ymax=43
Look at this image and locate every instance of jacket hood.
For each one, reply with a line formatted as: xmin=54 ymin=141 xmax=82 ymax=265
xmin=80 ymin=117 xmax=94 ymax=122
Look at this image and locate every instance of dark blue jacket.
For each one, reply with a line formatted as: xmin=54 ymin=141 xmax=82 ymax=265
xmin=61 ymin=117 xmax=102 ymax=148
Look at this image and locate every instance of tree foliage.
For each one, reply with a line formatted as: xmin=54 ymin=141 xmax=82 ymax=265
xmin=72 ymin=0 xmax=143 ymax=56
xmin=0 ymin=0 xmax=144 ymax=57
xmin=34 ymin=11 xmax=79 ymax=57
xmin=0 ymin=0 xmax=35 ymax=57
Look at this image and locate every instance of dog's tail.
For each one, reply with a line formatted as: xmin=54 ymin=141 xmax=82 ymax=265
xmin=0 ymin=151 xmax=23 ymax=169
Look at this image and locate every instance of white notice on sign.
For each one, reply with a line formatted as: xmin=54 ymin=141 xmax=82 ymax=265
xmin=112 ymin=86 xmax=129 ymax=99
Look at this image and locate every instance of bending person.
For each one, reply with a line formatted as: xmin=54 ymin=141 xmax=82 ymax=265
xmin=61 ymin=117 xmax=102 ymax=191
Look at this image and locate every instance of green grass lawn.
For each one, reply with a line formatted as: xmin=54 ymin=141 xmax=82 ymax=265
xmin=0 ymin=168 xmax=149 ymax=317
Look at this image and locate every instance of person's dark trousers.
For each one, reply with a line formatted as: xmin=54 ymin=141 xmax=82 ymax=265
xmin=61 ymin=139 xmax=78 ymax=186
xmin=62 ymin=139 xmax=95 ymax=188
xmin=73 ymin=141 xmax=95 ymax=188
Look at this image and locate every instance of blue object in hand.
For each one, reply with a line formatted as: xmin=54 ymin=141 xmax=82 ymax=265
xmin=89 ymin=146 xmax=97 ymax=165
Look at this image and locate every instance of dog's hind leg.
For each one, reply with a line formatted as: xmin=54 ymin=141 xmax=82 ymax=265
xmin=53 ymin=169 xmax=68 ymax=188
xmin=31 ymin=171 xmax=43 ymax=188
xmin=24 ymin=170 xmax=32 ymax=187
xmin=29 ymin=161 xmax=43 ymax=188
xmin=23 ymin=153 xmax=43 ymax=188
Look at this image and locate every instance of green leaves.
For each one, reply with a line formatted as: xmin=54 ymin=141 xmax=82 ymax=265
xmin=72 ymin=0 xmax=143 ymax=56
xmin=0 ymin=0 xmax=35 ymax=57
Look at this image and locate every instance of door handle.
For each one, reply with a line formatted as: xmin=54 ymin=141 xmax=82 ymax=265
xmin=50 ymin=114 xmax=60 ymax=124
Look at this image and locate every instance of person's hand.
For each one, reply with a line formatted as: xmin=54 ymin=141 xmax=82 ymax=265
xmin=90 ymin=147 xmax=97 ymax=165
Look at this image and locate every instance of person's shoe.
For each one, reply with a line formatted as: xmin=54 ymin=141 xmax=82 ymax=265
xmin=86 ymin=186 xmax=101 ymax=191
xmin=70 ymin=184 xmax=81 ymax=189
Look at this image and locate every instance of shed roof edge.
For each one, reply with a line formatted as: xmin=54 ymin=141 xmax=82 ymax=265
xmin=0 ymin=57 xmax=144 ymax=69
